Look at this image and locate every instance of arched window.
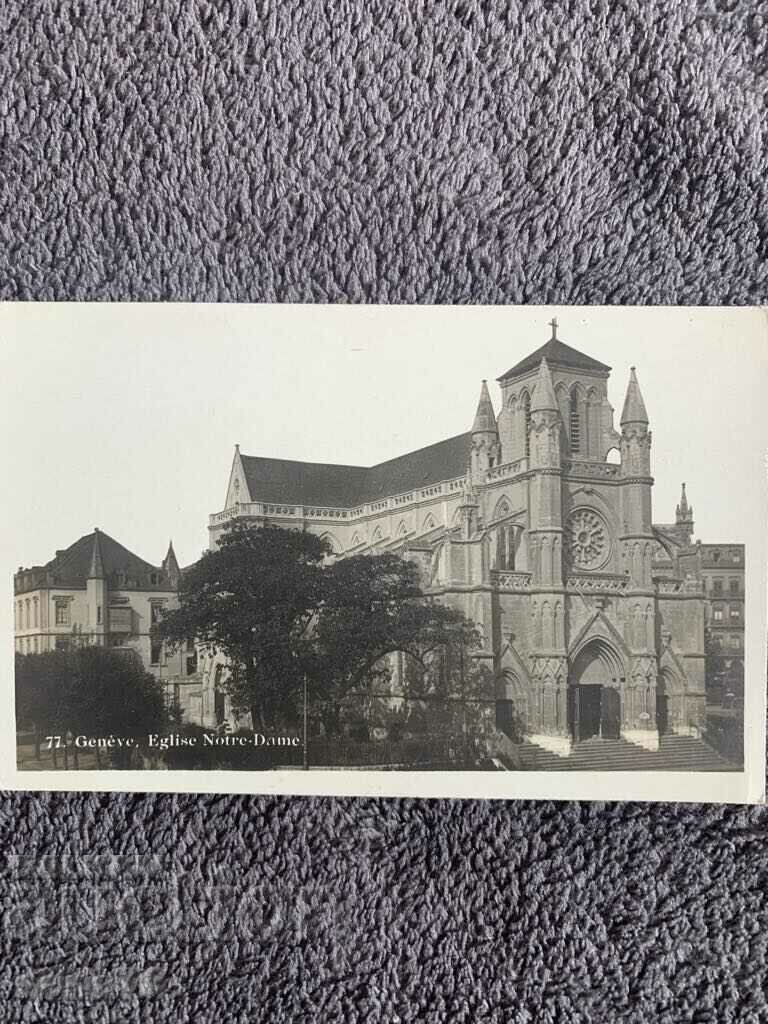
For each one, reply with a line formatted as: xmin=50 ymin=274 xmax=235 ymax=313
xmin=522 ymin=391 xmax=531 ymax=457
xmin=495 ymin=528 xmax=507 ymax=570
xmin=569 ymin=389 xmax=581 ymax=454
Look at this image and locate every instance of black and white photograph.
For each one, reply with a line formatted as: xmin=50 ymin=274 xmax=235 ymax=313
xmin=1 ymin=303 xmax=765 ymax=801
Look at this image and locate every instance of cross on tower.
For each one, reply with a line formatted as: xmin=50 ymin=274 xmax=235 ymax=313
xmin=548 ymin=316 xmax=558 ymax=340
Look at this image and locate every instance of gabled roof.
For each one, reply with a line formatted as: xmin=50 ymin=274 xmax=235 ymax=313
xmin=46 ymin=530 xmax=161 ymax=583
xmin=498 ymin=338 xmax=611 ymax=381
xmin=240 ymin=456 xmax=368 ymax=508
xmin=241 ymin=432 xmax=472 ymax=508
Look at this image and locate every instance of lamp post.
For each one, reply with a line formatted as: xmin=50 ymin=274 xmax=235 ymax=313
xmin=300 ymin=611 xmax=320 ymax=771
xmin=303 ymin=672 xmax=309 ymax=771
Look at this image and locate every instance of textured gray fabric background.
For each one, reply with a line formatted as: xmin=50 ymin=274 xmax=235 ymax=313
xmin=1 ymin=1 xmax=767 ymax=1021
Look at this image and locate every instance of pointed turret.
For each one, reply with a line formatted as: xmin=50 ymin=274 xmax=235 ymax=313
xmin=163 ymin=540 xmax=181 ymax=587
xmin=471 ymin=380 xmax=497 ymax=435
xmin=620 ymin=366 xmax=649 ymax=426
xmin=88 ymin=529 xmax=105 ymax=579
xmin=469 ymin=380 xmax=500 ymax=483
xmin=676 ymin=483 xmax=692 ymax=523
xmin=87 ymin=529 xmax=107 ymax=642
xmin=530 ymin=357 xmax=558 ymax=413
xmin=675 ymin=483 xmax=694 ymax=544
xmin=619 ymin=366 xmax=654 ymax=587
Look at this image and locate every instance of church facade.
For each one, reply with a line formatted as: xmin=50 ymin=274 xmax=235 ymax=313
xmin=204 ymin=326 xmax=736 ymax=756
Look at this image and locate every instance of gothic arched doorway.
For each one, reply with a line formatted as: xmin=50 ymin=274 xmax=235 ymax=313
xmin=657 ymin=668 xmax=684 ymax=736
xmin=495 ymin=672 xmax=528 ymax=743
xmin=569 ymin=639 xmax=625 ymax=742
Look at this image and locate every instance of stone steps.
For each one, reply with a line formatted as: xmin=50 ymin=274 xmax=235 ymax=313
xmin=510 ymin=736 xmax=740 ymax=772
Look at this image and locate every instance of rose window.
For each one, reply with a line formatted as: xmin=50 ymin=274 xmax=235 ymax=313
xmin=566 ymin=509 xmax=610 ymax=570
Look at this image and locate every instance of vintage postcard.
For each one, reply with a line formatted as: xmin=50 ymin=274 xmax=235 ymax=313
xmin=0 ymin=304 xmax=765 ymax=803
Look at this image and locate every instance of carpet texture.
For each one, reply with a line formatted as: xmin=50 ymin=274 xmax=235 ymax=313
xmin=1 ymin=0 xmax=767 ymax=1021
xmin=1 ymin=0 xmax=767 ymax=303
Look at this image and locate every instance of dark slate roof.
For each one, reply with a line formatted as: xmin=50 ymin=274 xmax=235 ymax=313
xmin=364 ymin=433 xmax=471 ymax=501
xmin=498 ymin=338 xmax=611 ymax=380
xmin=241 ymin=432 xmax=471 ymax=508
xmin=240 ymin=457 xmax=369 ymax=507
xmin=47 ymin=531 xmax=160 ymax=582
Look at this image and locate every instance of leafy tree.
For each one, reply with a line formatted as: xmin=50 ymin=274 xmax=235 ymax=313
xmin=159 ymin=523 xmax=329 ymax=730
xmin=15 ymin=649 xmax=168 ymax=768
xmin=160 ymin=523 xmax=482 ymax=739
xmin=15 ymin=652 xmax=61 ymax=759
xmin=307 ymin=553 xmax=481 ymax=736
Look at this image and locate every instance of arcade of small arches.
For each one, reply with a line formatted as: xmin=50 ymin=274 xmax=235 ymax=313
xmin=329 ymin=513 xmax=443 ymax=557
xmin=506 ymin=382 xmax=605 ymax=459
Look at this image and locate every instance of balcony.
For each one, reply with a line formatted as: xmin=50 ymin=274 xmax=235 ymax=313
xmin=563 ymin=460 xmax=620 ymax=479
xmin=492 ymin=571 xmax=532 ymax=591
xmin=566 ymin=573 xmax=628 ymax=594
xmin=485 ymin=458 xmax=528 ymax=484
xmin=657 ymin=578 xmax=704 ymax=596
xmin=108 ymin=606 xmax=134 ymax=634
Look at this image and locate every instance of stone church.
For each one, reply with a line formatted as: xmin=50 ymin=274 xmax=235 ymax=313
xmin=205 ymin=323 xmax=723 ymax=756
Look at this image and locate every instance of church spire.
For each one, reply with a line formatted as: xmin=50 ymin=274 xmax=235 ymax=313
xmin=88 ymin=529 xmax=105 ymax=579
xmin=469 ymin=379 xmax=500 ymax=483
xmin=471 ymin=380 xmax=497 ymax=435
xmin=163 ymin=540 xmax=181 ymax=587
xmin=620 ymin=366 xmax=649 ymax=426
xmin=530 ymin=357 xmax=558 ymax=413
xmin=676 ymin=483 xmax=694 ymax=535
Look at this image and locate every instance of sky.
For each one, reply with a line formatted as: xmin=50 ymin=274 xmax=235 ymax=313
xmin=1 ymin=304 xmax=766 ymax=572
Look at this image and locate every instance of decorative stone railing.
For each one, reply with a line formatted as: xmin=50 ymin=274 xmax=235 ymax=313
xmin=209 ymin=502 xmax=326 ymax=525
xmin=566 ymin=573 xmax=629 ymax=593
xmin=492 ymin=571 xmax=532 ymax=591
xmin=209 ymin=476 xmax=469 ymax=527
xmin=657 ymin=578 xmax=704 ymax=595
xmin=563 ymin=460 xmax=620 ymax=478
xmin=303 ymin=507 xmax=349 ymax=519
xmin=485 ymin=458 xmax=528 ymax=483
